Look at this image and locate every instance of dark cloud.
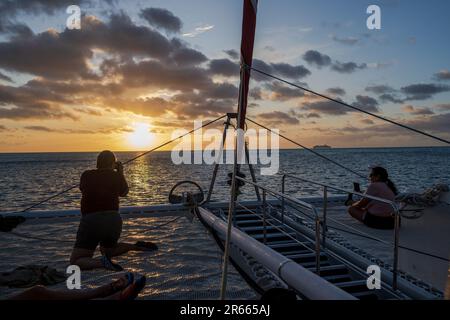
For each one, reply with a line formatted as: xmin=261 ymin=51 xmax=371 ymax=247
xmin=365 ymin=85 xmax=396 ymax=94
xmin=402 ymin=105 xmax=434 ymax=116
xmin=331 ymin=35 xmax=359 ymax=45
xmin=270 ymin=62 xmax=311 ymax=79
xmin=208 ymin=58 xmax=239 ymax=77
xmin=306 ymin=112 xmax=321 ymax=118
xmin=434 ymin=69 xmax=450 ymax=81
xmin=0 ymin=0 xmax=88 ymax=18
xmin=379 ymin=93 xmax=405 ymax=104
xmin=207 ymin=82 xmax=238 ymax=99
xmin=360 ymin=118 xmax=375 ymax=125
xmin=326 ymin=87 xmax=346 ymax=96
xmin=0 ymin=9 xmax=323 ymax=123
xmin=252 ymin=59 xmax=310 ymax=81
xmin=331 ymin=61 xmax=367 ymax=74
xmin=302 ymin=50 xmax=331 ymax=68
xmin=0 ymin=13 xmax=207 ymax=79
xmin=249 ymin=87 xmax=262 ymax=100
xmin=24 ymin=125 xmax=55 ymax=132
xmin=400 ymin=83 xmax=450 ymax=100
xmin=303 ymin=50 xmax=366 ymax=74
xmin=353 ymin=95 xmax=379 ymax=113
xmin=257 ymin=111 xmax=300 ymax=125
xmin=301 ymin=99 xmax=349 ymax=116
xmin=224 ymin=49 xmax=239 ymax=60
xmin=265 ymin=82 xmax=305 ymax=101
xmin=170 ymin=45 xmax=208 ymax=66
xmin=0 ymin=82 xmax=78 ymax=120
xmin=23 ymin=125 xmax=133 ymax=135
xmin=140 ymin=7 xmax=182 ymax=33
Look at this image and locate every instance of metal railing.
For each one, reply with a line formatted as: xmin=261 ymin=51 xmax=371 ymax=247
xmin=281 ymin=173 xmax=401 ymax=291
xmin=234 ymin=176 xmax=322 ymax=273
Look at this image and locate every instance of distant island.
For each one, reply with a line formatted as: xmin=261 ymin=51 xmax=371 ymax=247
xmin=313 ymin=145 xmax=332 ymax=149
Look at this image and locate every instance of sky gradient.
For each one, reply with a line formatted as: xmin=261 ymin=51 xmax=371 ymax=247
xmin=0 ymin=0 xmax=449 ymax=152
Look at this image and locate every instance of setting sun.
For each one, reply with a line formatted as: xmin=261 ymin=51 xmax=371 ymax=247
xmin=127 ymin=122 xmax=154 ymax=149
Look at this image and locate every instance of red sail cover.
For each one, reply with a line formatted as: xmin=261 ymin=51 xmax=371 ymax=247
xmin=237 ymin=0 xmax=258 ymax=129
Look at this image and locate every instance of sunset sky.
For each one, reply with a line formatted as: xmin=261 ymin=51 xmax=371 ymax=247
xmin=0 ymin=0 xmax=449 ymax=152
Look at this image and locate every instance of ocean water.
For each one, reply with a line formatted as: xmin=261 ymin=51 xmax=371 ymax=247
xmin=0 ymin=147 xmax=449 ymax=299
xmin=1 ymin=147 xmax=449 ymax=213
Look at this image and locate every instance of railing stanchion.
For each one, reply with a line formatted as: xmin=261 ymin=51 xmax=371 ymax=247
xmin=281 ymin=175 xmax=286 ymax=224
xmin=322 ymin=186 xmax=328 ymax=249
xmin=315 ymin=210 xmax=321 ymax=274
xmin=393 ymin=205 xmax=400 ymax=291
xmin=263 ymin=189 xmax=267 ymax=244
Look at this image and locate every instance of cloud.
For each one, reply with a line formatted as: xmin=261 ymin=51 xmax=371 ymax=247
xmin=257 ymin=111 xmax=300 ymax=125
xmin=252 ymin=59 xmax=310 ymax=81
xmin=379 ymin=93 xmax=405 ymax=104
xmin=224 ymin=49 xmax=239 ymax=60
xmin=353 ymin=95 xmax=379 ymax=113
xmin=265 ymin=82 xmax=305 ymax=101
xmin=208 ymin=58 xmax=239 ymax=77
xmin=301 ymin=95 xmax=379 ymax=116
xmin=140 ymin=8 xmax=183 ymax=33
xmin=182 ymin=24 xmax=214 ymax=38
xmin=365 ymin=85 xmax=396 ymax=94
xmin=0 ymin=9 xmax=325 ymax=124
xmin=249 ymin=87 xmax=262 ymax=100
xmin=0 ymin=0 xmax=89 ymax=18
xmin=360 ymin=118 xmax=375 ymax=125
xmin=326 ymin=87 xmax=346 ymax=96
xmin=302 ymin=50 xmax=331 ymax=68
xmin=435 ymin=103 xmax=450 ymax=111
xmin=331 ymin=35 xmax=359 ymax=45
xmin=400 ymin=83 xmax=450 ymax=100
xmin=434 ymin=69 xmax=450 ymax=81
xmin=23 ymin=125 xmax=133 ymax=135
xmin=303 ymin=49 xmax=366 ymax=74
xmin=402 ymin=105 xmax=434 ymax=116
xmin=301 ymin=99 xmax=349 ymax=116
xmin=331 ymin=61 xmax=367 ymax=74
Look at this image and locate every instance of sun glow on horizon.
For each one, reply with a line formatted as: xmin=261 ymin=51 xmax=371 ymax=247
xmin=127 ymin=122 xmax=155 ymax=149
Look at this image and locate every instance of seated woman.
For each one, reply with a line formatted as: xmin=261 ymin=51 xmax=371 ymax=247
xmin=348 ymin=166 xmax=398 ymax=229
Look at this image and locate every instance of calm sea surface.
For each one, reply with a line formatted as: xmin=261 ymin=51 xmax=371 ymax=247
xmin=1 ymin=147 xmax=449 ymax=213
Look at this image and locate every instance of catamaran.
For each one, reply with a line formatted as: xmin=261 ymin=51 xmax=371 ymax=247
xmin=1 ymin=0 xmax=449 ymax=300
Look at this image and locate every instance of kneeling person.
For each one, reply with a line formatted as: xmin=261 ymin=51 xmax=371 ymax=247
xmin=70 ymin=150 xmax=157 ymax=271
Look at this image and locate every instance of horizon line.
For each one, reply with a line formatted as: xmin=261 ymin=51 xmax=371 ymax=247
xmin=1 ymin=145 xmax=449 ymax=154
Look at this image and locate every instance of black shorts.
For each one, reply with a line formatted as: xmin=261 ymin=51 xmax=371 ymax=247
xmin=363 ymin=211 xmax=399 ymax=230
xmin=74 ymin=211 xmax=122 ymax=250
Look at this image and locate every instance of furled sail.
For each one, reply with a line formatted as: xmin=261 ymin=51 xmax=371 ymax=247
xmin=237 ymin=0 xmax=258 ymax=129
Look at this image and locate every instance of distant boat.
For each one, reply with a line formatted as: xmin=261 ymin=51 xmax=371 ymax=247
xmin=313 ymin=144 xmax=332 ymax=149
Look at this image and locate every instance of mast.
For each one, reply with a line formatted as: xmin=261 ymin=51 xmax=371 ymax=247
xmin=220 ymin=0 xmax=258 ymax=300
xmin=237 ymin=0 xmax=258 ymax=130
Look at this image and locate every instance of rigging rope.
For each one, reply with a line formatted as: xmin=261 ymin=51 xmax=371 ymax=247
xmin=15 ymin=115 xmax=226 ymax=213
xmin=247 ymin=117 xmax=367 ymax=179
xmin=247 ymin=65 xmax=450 ymax=145
xmin=3 ymin=216 xmax=184 ymax=243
